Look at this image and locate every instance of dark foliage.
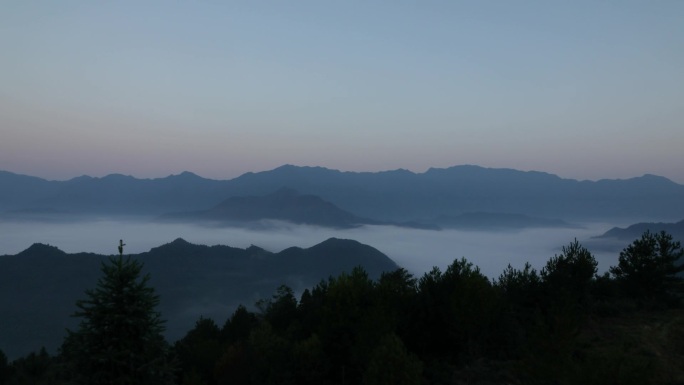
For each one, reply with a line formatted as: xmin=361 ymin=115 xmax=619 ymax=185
xmin=61 ymin=256 xmax=175 ymax=385
xmin=0 ymin=349 xmax=7 ymax=384
xmin=173 ymin=317 xmax=222 ymax=385
xmin=6 ymin=231 xmax=684 ymax=384
xmin=610 ymin=230 xmax=684 ymax=303
xmin=0 ymin=237 xmax=397 ymax=360
xmin=541 ymin=239 xmax=598 ymax=312
xmin=2 ymin=347 xmax=61 ymax=385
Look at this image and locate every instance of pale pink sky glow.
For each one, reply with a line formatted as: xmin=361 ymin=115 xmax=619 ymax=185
xmin=1 ymin=1 xmax=683 ymax=183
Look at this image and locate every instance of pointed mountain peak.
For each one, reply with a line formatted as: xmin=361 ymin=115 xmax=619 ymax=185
xmin=313 ymin=237 xmax=362 ymax=249
xmin=17 ymin=243 xmax=67 ymax=257
xmin=170 ymin=237 xmax=191 ymax=245
xmin=246 ymin=244 xmax=266 ymax=252
xmin=274 ymin=164 xmax=298 ymax=171
xmin=245 ymin=244 xmax=270 ymax=258
xmin=148 ymin=238 xmax=197 ymax=254
xmin=386 ymin=168 xmax=414 ymax=175
xmin=172 ymin=171 xmax=202 ymax=179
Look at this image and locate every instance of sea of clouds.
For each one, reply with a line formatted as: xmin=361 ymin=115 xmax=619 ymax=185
xmin=0 ymin=219 xmax=634 ymax=278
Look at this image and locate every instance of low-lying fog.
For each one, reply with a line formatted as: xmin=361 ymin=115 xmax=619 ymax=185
xmin=0 ymin=219 xmax=633 ymax=278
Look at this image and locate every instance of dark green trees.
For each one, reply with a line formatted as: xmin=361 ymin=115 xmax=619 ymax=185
xmin=174 ymin=317 xmax=222 ymax=385
xmin=362 ymin=334 xmax=423 ymax=385
xmin=0 ymin=348 xmax=8 ymax=384
xmin=497 ymin=262 xmax=542 ymax=309
xmin=2 ymin=347 xmax=57 ymax=384
xmin=411 ymin=259 xmax=500 ymax=365
xmin=62 ymin=256 xmax=174 ymax=385
xmin=610 ymin=230 xmax=684 ymax=302
xmin=541 ymin=239 xmax=598 ymax=305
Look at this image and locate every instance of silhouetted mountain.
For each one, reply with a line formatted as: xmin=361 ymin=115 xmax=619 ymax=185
xmin=596 ymin=219 xmax=684 ymax=241
xmin=16 ymin=243 xmax=67 ymax=257
xmin=3 ymin=165 xmax=684 ymax=222
xmin=0 ymin=170 xmax=233 ymax=216
xmin=277 ymin=237 xmax=394 ymax=276
xmin=0 ymin=171 xmax=61 ymax=211
xmin=0 ymin=238 xmax=397 ymax=359
xmin=163 ymin=188 xmax=379 ymax=228
xmin=433 ymin=212 xmax=578 ymax=230
xmin=229 ymin=165 xmax=684 ymax=222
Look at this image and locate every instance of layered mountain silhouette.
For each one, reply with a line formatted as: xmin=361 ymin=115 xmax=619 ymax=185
xmin=162 ymin=188 xmax=380 ymax=228
xmin=596 ymin=219 xmax=684 ymax=241
xmin=0 ymin=237 xmax=397 ymax=360
xmin=0 ymin=170 xmax=228 ymax=216
xmin=2 ymin=165 xmax=684 ymax=222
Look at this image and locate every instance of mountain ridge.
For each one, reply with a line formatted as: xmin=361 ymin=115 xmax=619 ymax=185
xmin=596 ymin=219 xmax=684 ymax=241
xmin=4 ymin=165 xmax=681 ymax=185
xmin=2 ymin=165 xmax=684 ymax=222
xmin=0 ymin=237 xmax=398 ymax=360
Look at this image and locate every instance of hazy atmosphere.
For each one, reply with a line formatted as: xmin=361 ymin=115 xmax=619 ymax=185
xmin=0 ymin=219 xmax=627 ymax=278
xmin=3 ymin=3 xmax=684 ymax=382
xmin=2 ymin=1 xmax=684 ymax=182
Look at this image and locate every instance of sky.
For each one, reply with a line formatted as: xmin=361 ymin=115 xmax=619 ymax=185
xmin=1 ymin=1 xmax=683 ymax=182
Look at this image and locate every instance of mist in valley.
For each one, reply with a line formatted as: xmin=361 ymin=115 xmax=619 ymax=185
xmin=1 ymin=216 xmax=643 ymax=360
xmin=0 ymin=218 xmax=633 ymax=278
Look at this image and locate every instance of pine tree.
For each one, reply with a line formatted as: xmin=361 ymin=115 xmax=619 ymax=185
xmin=610 ymin=230 xmax=684 ymax=302
xmin=62 ymin=250 xmax=174 ymax=384
xmin=541 ymin=239 xmax=598 ymax=305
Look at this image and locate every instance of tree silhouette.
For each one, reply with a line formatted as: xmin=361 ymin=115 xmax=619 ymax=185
xmin=362 ymin=333 xmax=422 ymax=385
xmin=62 ymin=247 xmax=174 ymax=384
xmin=610 ymin=230 xmax=684 ymax=302
xmin=0 ymin=348 xmax=9 ymax=384
xmin=541 ymin=239 xmax=598 ymax=306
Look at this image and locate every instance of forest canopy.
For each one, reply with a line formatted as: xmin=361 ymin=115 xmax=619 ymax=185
xmin=2 ymin=231 xmax=683 ymax=385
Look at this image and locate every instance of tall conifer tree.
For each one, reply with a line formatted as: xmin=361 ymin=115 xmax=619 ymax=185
xmin=62 ymin=241 xmax=174 ymax=384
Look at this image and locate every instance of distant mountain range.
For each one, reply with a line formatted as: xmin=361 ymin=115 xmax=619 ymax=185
xmin=2 ymin=165 xmax=684 ymax=224
xmin=0 ymin=237 xmax=397 ymax=360
xmin=596 ymin=219 xmax=684 ymax=241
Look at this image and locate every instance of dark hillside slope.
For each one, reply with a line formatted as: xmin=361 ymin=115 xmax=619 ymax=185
xmin=0 ymin=238 xmax=397 ymax=360
xmin=163 ymin=188 xmax=379 ymax=228
xmin=0 ymin=171 xmax=61 ymax=210
xmin=597 ymin=219 xmax=684 ymax=242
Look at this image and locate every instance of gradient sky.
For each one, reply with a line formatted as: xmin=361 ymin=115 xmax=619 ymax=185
xmin=2 ymin=1 xmax=683 ymax=182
